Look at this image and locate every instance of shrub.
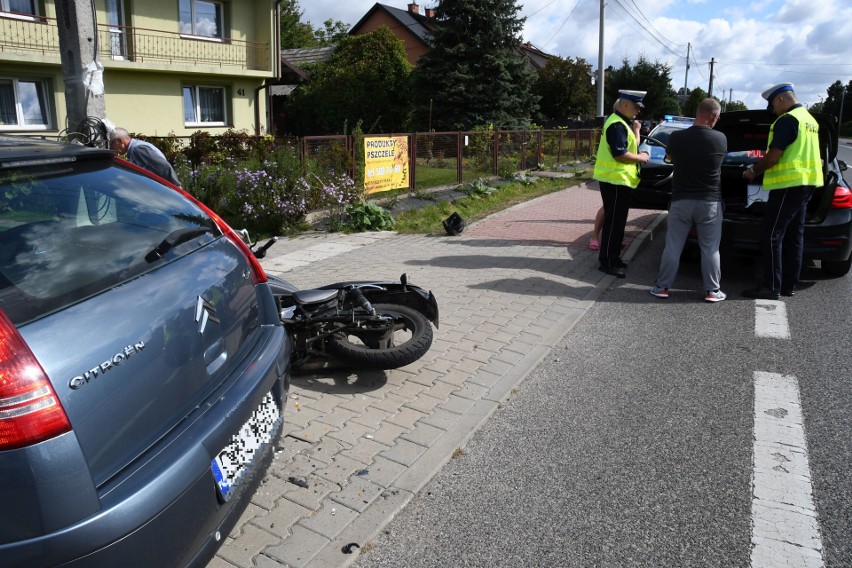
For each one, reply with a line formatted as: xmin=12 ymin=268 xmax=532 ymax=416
xmin=345 ymin=202 xmax=395 ymax=232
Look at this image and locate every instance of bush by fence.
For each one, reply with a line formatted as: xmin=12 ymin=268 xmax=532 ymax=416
xmin=138 ymin=127 xmax=600 ymax=236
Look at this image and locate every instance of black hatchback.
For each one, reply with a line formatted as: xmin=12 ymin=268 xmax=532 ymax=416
xmin=0 ymin=137 xmax=291 ymax=567
xmin=633 ymin=110 xmax=852 ymax=276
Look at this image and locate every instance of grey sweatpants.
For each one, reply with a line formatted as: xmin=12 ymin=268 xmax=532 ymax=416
xmin=654 ymin=199 xmax=723 ymax=292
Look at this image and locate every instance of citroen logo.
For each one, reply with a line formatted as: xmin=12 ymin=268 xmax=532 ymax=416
xmin=195 ymin=296 xmax=220 ymax=334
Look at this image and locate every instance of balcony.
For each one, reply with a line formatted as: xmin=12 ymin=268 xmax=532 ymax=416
xmin=0 ymin=14 xmax=270 ymax=73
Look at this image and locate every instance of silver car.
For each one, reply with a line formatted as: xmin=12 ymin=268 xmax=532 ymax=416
xmin=0 ymin=137 xmax=291 ymax=567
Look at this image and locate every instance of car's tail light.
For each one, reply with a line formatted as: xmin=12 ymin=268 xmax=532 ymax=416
xmin=831 ymin=185 xmax=852 ymax=209
xmin=0 ymin=309 xmax=71 ymax=451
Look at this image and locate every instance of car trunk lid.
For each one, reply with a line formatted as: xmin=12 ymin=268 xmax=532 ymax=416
xmin=20 ymin=238 xmax=268 ymax=489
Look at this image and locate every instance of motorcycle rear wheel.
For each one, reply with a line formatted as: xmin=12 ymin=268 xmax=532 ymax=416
xmin=328 ymin=303 xmax=433 ymax=370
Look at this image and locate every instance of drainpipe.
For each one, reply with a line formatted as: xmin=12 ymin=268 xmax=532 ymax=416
xmin=255 ymin=0 xmax=285 ymax=135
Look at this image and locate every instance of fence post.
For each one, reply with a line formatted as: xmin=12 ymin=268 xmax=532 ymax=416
xmin=411 ymin=132 xmax=417 ymax=190
xmin=537 ymin=129 xmax=543 ymax=169
xmin=300 ymin=136 xmax=307 ymax=175
xmin=492 ymin=130 xmax=499 ymax=176
xmin=574 ymin=129 xmax=581 ymax=161
xmin=454 ymin=132 xmax=461 ymax=184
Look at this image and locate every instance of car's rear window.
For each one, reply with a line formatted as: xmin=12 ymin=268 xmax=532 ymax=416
xmin=0 ymin=160 xmax=219 ymax=325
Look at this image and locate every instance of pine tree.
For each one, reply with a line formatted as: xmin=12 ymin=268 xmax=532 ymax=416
xmin=411 ymin=0 xmax=539 ymax=131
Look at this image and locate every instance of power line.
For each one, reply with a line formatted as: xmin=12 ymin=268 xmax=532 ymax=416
xmin=607 ymin=0 xmax=684 ymax=60
xmin=543 ymin=0 xmax=584 ymax=47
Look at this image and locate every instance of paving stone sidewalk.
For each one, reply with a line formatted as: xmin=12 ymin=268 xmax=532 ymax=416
xmin=209 ymin=182 xmax=664 ymax=568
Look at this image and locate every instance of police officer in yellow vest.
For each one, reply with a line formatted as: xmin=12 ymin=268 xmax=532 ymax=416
xmin=593 ymin=90 xmax=651 ymax=277
xmin=742 ymin=83 xmax=823 ymax=299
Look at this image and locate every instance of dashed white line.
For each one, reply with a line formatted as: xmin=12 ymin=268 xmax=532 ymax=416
xmin=751 ymin=371 xmax=824 ymax=568
xmin=754 ymin=299 xmax=790 ymax=339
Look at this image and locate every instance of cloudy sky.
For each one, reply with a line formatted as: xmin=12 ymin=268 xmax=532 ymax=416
xmin=298 ymin=0 xmax=852 ymax=111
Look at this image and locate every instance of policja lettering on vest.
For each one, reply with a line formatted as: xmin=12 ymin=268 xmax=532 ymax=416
xmin=741 ymin=82 xmax=824 ymax=299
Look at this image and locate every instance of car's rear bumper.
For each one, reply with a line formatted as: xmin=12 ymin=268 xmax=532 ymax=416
xmin=0 ymin=325 xmax=290 ymax=568
xmin=712 ymin=208 xmax=852 ymax=262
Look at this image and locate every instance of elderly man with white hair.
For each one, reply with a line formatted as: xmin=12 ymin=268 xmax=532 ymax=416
xmin=110 ymin=127 xmax=182 ymax=187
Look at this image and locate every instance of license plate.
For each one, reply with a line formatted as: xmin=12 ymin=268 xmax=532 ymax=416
xmin=211 ymin=391 xmax=281 ymax=501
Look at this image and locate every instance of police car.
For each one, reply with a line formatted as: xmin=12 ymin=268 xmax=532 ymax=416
xmin=631 ymin=115 xmax=695 ymax=208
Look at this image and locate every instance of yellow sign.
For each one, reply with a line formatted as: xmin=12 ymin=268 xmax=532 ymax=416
xmin=364 ymin=136 xmax=409 ymax=194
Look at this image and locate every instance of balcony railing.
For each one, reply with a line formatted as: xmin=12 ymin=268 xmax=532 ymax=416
xmin=0 ymin=14 xmax=270 ymax=72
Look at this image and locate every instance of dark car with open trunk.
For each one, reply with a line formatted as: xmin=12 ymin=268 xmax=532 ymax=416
xmin=632 ymin=110 xmax=852 ymax=276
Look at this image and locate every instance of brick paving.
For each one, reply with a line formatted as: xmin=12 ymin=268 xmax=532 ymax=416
xmin=209 ymin=181 xmax=664 ymax=568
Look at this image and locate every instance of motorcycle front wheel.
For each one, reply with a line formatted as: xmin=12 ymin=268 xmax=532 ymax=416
xmin=328 ymin=303 xmax=433 ymax=370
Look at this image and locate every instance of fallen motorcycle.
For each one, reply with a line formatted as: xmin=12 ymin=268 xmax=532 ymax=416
xmin=246 ymin=233 xmax=439 ymax=371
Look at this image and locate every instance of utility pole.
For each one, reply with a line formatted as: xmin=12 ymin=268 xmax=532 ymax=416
xmin=708 ymin=58 xmax=715 ymax=98
xmin=840 ymin=85 xmax=847 ymax=127
xmin=683 ymin=43 xmax=690 ymax=96
xmin=55 ymin=0 xmax=107 ymax=142
xmin=596 ymin=0 xmax=605 ymax=119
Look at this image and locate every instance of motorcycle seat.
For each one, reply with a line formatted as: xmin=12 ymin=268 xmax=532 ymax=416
xmin=292 ymin=289 xmax=338 ymax=306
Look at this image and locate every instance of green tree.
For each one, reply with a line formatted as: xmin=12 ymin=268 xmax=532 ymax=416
xmin=681 ymin=87 xmax=708 ymax=117
xmin=312 ymin=19 xmax=349 ymax=46
xmin=821 ymin=80 xmax=852 ymax=123
xmin=410 ymin=0 xmax=539 ymax=131
xmin=723 ymin=100 xmax=748 ymax=112
xmin=604 ymin=56 xmax=678 ymax=120
xmin=284 ymin=27 xmax=413 ymax=135
xmin=279 ymin=0 xmax=348 ymax=48
xmin=534 ymin=56 xmax=595 ymax=123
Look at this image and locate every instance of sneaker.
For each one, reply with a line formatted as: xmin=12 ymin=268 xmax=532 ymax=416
xmin=705 ymin=289 xmax=727 ymax=303
xmin=649 ymin=285 xmax=669 ymax=299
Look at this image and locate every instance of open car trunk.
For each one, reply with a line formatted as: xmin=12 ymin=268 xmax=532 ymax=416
xmin=715 ymin=110 xmax=839 ymax=224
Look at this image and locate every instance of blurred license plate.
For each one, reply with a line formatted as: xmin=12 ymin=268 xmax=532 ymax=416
xmin=211 ymin=391 xmax=281 ymax=501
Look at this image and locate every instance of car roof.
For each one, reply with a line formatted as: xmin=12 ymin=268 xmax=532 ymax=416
xmin=0 ymin=136 xmax=114 ymax=167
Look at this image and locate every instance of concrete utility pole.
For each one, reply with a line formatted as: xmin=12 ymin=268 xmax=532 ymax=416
xmin=708 ymin=57 xmax=715 ymax=98
xmin=56 ymin=0 xmax=107 ymax=139
xmin=596 ymin=0 xmax=605 ymax=119
xmin=683 ymin=43 xmax=690 ymax=96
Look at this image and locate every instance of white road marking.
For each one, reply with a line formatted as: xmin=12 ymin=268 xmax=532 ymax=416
xmin=754 ymin=299 xmax=790 ymax=339
xmin=751 ymin=371 xmax=824 ymax=568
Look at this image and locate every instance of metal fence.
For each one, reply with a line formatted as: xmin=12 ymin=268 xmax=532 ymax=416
xmin=133 ymin=128 xmax=599 ymax=193
xmin=302 ymin=129 xmax=601 ymax=190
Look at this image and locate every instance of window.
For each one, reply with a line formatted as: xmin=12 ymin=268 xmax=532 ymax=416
xmin=179 ymin=0 xmax=223 ymax=38
xmin=1 ymin=0 xmax=38 ymax=16
xmin=0 ymin=78 xmax=50 ymax=130
xmin=183 ymin=85 xmax=227 ymax=126
xmin=106 ymin=0 xmax=128 ymax=59
xmin=0 ymin=0 xmax=42 ymax=21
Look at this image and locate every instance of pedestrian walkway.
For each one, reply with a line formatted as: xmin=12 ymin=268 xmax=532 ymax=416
xmin=209 ymin=182 xmax=664 ymax=568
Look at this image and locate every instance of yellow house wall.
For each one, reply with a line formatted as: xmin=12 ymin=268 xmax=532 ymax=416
xmin=1 ymin=1 xmax=276 ymax=137
xmin=104 ymin=70 xmax=266 ymax=137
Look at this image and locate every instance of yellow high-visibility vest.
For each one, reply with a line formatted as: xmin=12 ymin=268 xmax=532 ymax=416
xmin=593 ymin=113 xmax=640 ymax=188
xmin=763 ymin=106 xmax=822 ymax=190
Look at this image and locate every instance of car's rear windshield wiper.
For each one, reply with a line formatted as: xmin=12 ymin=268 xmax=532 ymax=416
xmin=145 ymin=227 xmax=214 ymax=263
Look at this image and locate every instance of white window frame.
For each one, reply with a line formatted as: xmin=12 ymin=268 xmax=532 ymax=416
xmin=182 ymin=85 xmax=228 ymax=127
xmin=0 ymin=77 xmax=51 ymax=131
xmin=0 ymin=0 xmax=42 ymax=22
xmin=178 ymin=0 xmax=225 ymax=40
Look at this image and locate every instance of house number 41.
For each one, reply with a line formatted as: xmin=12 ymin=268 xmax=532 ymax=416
xmin=237 ymin=88 xmax=246 ymax=96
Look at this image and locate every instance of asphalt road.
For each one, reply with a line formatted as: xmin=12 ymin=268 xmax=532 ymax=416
xmin=353 ymin=215 xmax=852 ymax=567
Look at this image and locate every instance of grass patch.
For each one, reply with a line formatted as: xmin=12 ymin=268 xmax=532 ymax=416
xmin=394 ymin=174 xmax=591 ymax=234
